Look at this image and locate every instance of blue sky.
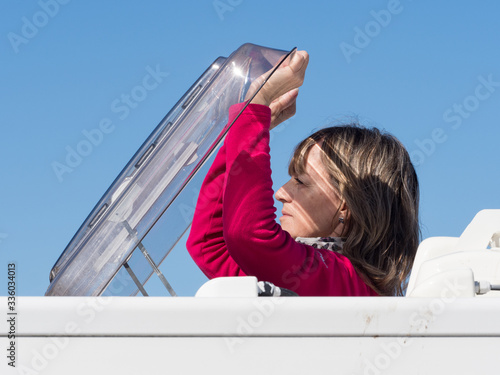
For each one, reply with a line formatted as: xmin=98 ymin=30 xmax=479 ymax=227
xmin=1 ymin=1 xmax=499 ymax=296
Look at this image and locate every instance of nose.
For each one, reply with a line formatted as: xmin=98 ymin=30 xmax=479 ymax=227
xmin=275 ymin=180 xmax=292 ymax=203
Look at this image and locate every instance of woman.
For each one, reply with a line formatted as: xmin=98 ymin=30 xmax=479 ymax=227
xmin=186 ymin=50 xmax=419 ymax=296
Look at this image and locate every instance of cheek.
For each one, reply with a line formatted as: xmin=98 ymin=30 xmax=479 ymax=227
xmin=295 ymin=193 xmax=330 ymax=230
xmin=309 ymin=188 xmax=334 ymax=212
xmin=317 ymin=205 xmax=336 ymax=228
xmin=310 ymin=191 xmax=340 ymax=229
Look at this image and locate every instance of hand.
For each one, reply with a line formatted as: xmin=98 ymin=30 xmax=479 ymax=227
xmin=267 ymin=87 xmax=299 ymax=130
xmin=246 ymin=50 xmax=309 ymax=129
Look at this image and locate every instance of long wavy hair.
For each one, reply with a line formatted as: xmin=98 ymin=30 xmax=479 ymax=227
xmin=289 ymin=124 xmax=420 ymax=296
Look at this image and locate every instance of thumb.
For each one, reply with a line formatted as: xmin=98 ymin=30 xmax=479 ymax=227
xmin=288 ymin=50 xmax=309 ymax=74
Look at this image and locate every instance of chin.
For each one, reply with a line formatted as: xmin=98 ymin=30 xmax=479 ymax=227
xmin=280 ymin=224 xmax=296 ymax=239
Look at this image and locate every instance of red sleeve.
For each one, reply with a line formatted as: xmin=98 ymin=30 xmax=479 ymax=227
xmin=186 ymin=142 xmax=246 ymax=279
xmin=222 ymin=103 xmax=377 ymax=296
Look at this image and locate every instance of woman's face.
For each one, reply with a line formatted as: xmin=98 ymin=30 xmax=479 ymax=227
xmin=275 ymin=143 xmax=345 ymax=239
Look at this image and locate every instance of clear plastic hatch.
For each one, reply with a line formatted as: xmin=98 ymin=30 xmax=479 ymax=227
xmin=45 ymin=43 xmax=291 ymax=296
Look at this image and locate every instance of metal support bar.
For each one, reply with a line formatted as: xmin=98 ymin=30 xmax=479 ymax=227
xmin=123 ymin=262 xmax=149 ymax=296
xmin=137 ymin=241 xmax=177 ymax=296
xmin=123 ymin=220 xmax=177 ymax=296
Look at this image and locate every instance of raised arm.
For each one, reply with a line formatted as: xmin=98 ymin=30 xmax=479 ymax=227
xmin=186 ymin=142 xmax=246 ymax=279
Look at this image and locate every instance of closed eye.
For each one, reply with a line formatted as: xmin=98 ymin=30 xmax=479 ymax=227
xmin=294 ymin=177 xmax=304 ymax=185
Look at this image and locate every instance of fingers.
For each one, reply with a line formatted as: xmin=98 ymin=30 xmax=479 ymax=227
xmin=272 ymin=88 xmax=299 ymax=110
xmin=270 ymin=102 xmax=296 ymax=130
xmin=288 ymin=50 xmax=309 ymax=75
xmin=269 ymin=89 xmax=299 ymax=129
xmin=248 ymin=49 xmax=309 ymax=107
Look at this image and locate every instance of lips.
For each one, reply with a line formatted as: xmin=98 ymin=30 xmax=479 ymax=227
xmin=281 ymin=209 xmax=292 ymax=217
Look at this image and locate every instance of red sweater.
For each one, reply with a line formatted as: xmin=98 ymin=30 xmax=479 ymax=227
xmin=186 ymin=102 xmax=377 ymax=296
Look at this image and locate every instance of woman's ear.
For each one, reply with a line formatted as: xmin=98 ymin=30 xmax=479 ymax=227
xmin=339 ymin=200 xmax=349 ymax=221
xmin=338 ymin=200 xmax=350 ymax=236
xmin=331 ymin=200 xmax=350 ymax=237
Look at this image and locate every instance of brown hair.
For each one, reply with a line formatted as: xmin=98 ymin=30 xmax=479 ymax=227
xmin=289 ymin=124 xmax=420 ymax=296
